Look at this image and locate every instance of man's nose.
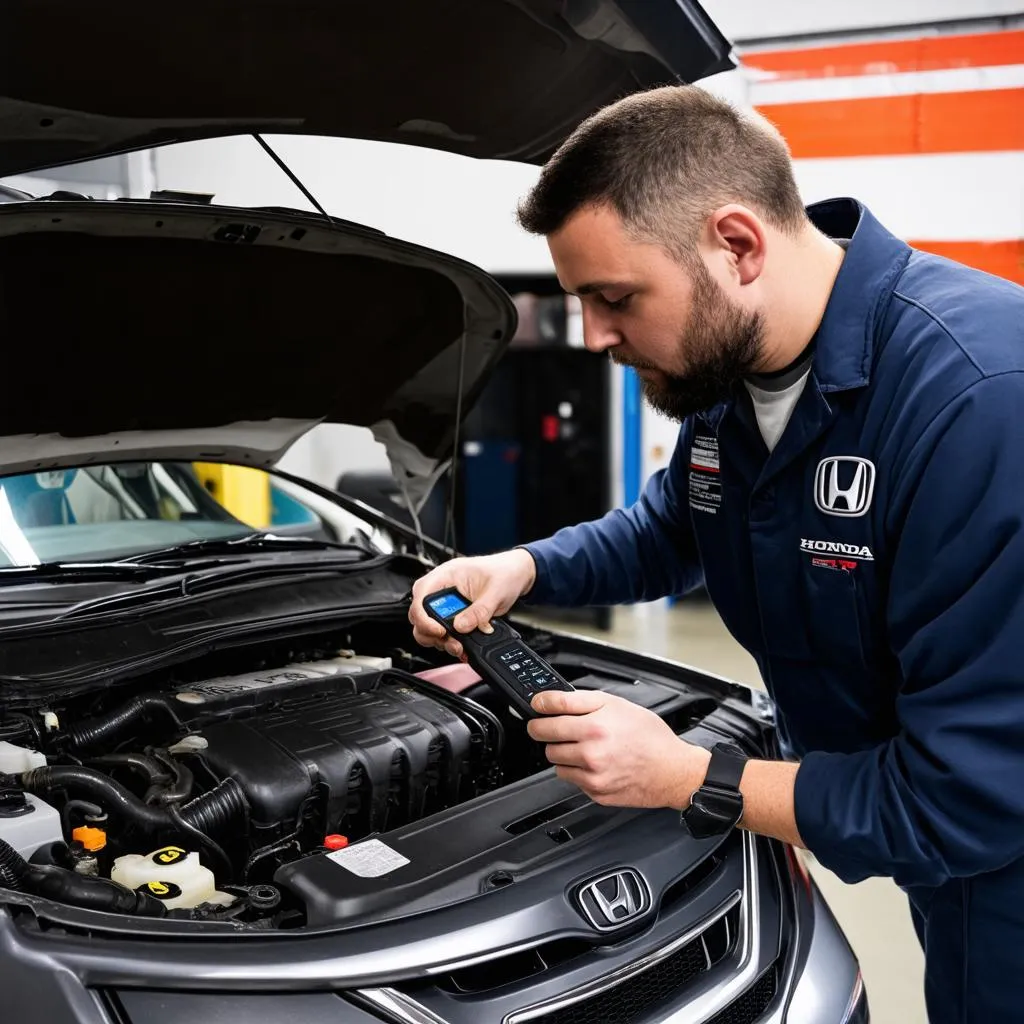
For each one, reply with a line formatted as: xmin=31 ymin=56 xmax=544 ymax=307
xmin=581 ymin=305 xmax=620 ymax=354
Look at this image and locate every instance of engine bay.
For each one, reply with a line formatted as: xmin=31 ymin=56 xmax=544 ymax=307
xmin=0 ymin=616 xmax=724 ymax=930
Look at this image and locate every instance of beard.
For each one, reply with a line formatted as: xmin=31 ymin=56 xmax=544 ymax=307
xmin=612 ymin=262 xmax=765 ymax=422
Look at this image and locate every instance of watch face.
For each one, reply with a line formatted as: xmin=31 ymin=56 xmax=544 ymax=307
xmin=682 ymin=786 xmax=743 ymax=840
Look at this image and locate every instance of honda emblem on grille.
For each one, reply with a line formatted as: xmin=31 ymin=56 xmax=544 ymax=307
xmin=576 ymin=868 xmax=651 ymax=931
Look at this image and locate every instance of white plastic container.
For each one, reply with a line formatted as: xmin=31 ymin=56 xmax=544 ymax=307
xmin=0 ymin=741 xmax=47 ymax=775
xmin=0 ymin=793 xmax=63 ymax=860
xmin=111 ymin=846 xmax=233 ymax=910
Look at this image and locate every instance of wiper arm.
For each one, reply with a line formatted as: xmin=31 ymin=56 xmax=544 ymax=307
xmin=123 ymin=532 xmax=370 ymax=565
xmin=57 ymin=557 xmax=387 ymax=620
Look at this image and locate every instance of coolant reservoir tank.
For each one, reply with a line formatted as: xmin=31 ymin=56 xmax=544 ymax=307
xmin=0 ymin=741 xmax=46 ymax=775
xmin=110 ymin=845 xmax=233 ymax=911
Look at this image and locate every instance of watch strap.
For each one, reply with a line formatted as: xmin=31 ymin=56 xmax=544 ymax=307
xmin=703 ymin=744 xmax=747 ymax=791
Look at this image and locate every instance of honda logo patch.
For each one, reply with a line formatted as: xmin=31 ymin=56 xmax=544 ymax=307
xmin=576 ymin=868 xmax=650 ymax=931
xmin=814 ymin=457 xmax=875 ymax=518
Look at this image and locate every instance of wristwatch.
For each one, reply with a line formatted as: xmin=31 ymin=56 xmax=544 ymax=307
xmin=680 ymin=743 xmax=748 ymax=839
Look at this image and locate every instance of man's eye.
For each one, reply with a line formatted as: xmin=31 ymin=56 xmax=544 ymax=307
xmin=603 ymin=294 xmax=632 ymax=311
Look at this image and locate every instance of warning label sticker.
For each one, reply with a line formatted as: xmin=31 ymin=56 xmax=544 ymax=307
xmin=689 ymin=433 xmax=722 ymax=514
xmin=327 ymin=839 xmax=411 ymax=878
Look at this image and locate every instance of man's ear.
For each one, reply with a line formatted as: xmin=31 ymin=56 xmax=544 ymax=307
xmin=706 ymin=204 xmax=766 ymax=286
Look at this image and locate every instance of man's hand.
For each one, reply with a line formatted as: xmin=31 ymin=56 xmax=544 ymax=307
xmin=529 ymin=689 xmax=806 ymax=847
xmin=408 ymin=549 xmax=537 ymax=660
xmin=527 ymin=689 xmax=711 ymax=809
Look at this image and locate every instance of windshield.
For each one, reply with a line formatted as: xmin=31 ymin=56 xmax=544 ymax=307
xmin=0 ymin=461 xmax=338 ymax=567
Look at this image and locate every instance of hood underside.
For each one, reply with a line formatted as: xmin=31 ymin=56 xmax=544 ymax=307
xmin=0 ymin=0 xmax=733 ymax=176
xmin=0 ymin=201 xmax=513 ymax=485
xmin=0 ymin=0 xmax=733 ymax=483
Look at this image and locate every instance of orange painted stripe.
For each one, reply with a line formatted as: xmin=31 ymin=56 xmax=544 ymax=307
xmin=743 ymin=30 xmax=1024 ymax=79
xmin=757 ymin=89 xmax=1024 ymax=158
xmin=909 ymin=240 xmax=1024 ymax=285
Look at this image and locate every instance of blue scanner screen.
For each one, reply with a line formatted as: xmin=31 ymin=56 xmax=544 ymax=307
xmin=429 ymin=592 xmax=469 ymax=620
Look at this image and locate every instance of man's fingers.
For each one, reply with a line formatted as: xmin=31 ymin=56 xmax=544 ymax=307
xmin=415 ymin=619 xmax=448 ymax=640
xmin=531 ymin=689 xmax=606 ymax=717
xmin=527 ymin=713 xmax=592 ymax=743
xmin=452 ymin=602 xmax=495 ymax=635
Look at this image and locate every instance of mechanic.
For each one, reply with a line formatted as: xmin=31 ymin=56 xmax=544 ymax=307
xmin=409 ymin=85 xmax=1024 ymax=1021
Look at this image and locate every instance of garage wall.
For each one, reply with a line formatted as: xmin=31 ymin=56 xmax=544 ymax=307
xmin=152 ymin=135 xmax=547 ymax=275
xmin=706 ymin=0 xmax=1024 ymax=43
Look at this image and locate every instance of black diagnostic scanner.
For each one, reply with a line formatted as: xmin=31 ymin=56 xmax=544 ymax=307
xmin=423 ymin=587 xmax=574 ymax=719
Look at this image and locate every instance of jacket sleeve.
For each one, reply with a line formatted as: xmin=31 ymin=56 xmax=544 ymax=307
xmin=522 ymin=420 xmax=704 ymax=607
xmin=795 ymin=372 xmax=1024 ymax=888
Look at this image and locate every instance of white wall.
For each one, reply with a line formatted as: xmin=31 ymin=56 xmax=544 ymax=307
xmin=702 ymin=0 xmax=1024 ymax=42
xmin=154 ymin=135 xmax=548 ymax=274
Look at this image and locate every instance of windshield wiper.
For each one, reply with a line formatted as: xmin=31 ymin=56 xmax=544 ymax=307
xmin=122 ymin=532 xmax=372 ymax=565
xmin=0 ymin=562 xmax=184 ymax=584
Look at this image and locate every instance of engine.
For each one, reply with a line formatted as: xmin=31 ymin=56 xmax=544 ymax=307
xmin=0 ymin=650 xmax=508 ymax=927
xmin=176 ymin=659 xmax=505 ymax=854
xmin=0 ymin=626 xmax=712 ymax=929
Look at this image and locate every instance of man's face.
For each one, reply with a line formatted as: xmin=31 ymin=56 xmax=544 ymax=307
xmin=548 ymin=204 xmax=765 ymax=420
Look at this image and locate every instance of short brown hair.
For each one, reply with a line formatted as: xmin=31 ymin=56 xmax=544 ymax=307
xmin=517 ymin=85 xmax=807 ymax=260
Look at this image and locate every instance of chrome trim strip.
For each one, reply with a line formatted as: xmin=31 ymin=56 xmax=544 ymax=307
xmin=355 ymin=988 xmax=452 ymax=1024
xmin=423 ymin=937 xmax=554 ymax=977
xmin=502 ymin=889 xmax=743 ymax=1024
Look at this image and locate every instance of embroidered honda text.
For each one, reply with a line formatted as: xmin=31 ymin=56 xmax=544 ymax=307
xmin=814 ymin=457 xmax=875 ymax=517
xmin=688 ymin=433 xmax=722 ymax=515
xmin=811 ymin=557 xmax=861 ymax=572
xmin=800 ymin=538 xmax=874 ymax=561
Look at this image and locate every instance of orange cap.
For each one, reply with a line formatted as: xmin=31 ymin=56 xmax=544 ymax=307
xmin=323 ymin=834 xmax=349 ymax=851
xmin=72 ymin=826 xmax=107 ymax=852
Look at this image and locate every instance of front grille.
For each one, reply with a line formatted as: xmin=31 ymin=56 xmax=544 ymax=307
xmin=534 ymin=907 xmax=737 ymax=1024
xmin=538 ymin=939 xmax=707 ymax=1024
xmin=705 ymin=964 xmax=779 ymax=1024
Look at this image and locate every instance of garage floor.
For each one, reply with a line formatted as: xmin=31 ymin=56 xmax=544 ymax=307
xmin=532 ymin=598 xmax=927 ymax=1023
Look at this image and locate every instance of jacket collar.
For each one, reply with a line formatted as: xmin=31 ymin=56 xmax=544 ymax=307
xmin=696 ymin=197 xmax=911 ymax=433
xmin=805 ymin=197 xmax=911 ymax=393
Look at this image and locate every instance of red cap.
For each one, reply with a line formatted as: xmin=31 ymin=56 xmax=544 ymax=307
xmin=323 ymin=834 xmax=349 ymax=851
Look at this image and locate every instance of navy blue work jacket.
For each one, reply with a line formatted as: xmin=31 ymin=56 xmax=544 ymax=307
xmin=525 ymin=198 xmax=1024 ymax=1022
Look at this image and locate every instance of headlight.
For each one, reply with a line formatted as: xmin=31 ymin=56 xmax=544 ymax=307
xmin=841 ymin=973 xmax=870 ymax=1023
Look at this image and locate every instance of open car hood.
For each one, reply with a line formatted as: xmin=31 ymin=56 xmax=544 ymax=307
xmin=0 ymin=0 xmax=732 ymax=493
xmin=0 ymin=200 xmax=513 ymax=504
xmin=0 ymin=0 xmax=733 ymax=176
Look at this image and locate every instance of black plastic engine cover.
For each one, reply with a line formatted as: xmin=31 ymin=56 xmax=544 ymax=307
xmin=197 ymin=672 xmax=502 ymax=842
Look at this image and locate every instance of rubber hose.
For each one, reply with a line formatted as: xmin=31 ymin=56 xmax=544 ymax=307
xmin=148 ymin=750 xmax=194 ymax=806
xmin=64 ymin=694 xmax=186 ymax=752
xmin=0 ymin=836 xmax=26 ymax=891
xmin=86 ymin=753 xmax=170 ymax=790
xmin=22 ymin=766 xmax=169 ymax=831
xmin=179 ymin=777 xmax=248 ymax=838
xmin=21 ymin=767 xmax=247 ymax=840
xmin=60 ymin=799 xmax=107 ymax=841
xmin=0 ymin=838 xmax=165 ymax=917
xmin=168 ymin=805 xmax=233 ymax=881
xmin=87 ymin=751 xmax=193 ymax=807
